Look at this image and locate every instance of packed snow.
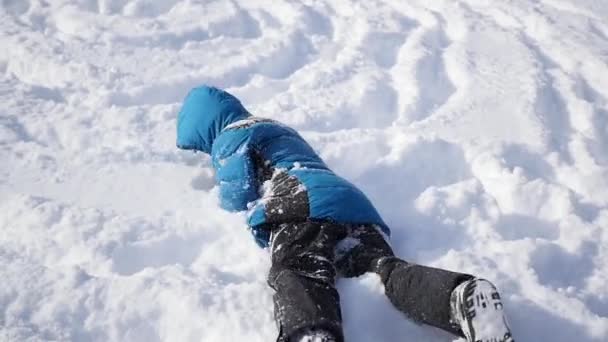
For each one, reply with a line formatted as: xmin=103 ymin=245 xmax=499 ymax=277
xmin=1 ymin=0 xmax=608 ymax=341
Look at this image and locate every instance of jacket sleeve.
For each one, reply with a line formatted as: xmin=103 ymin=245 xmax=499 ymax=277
xmin=215 ymin=146 xmax=259 ymax=212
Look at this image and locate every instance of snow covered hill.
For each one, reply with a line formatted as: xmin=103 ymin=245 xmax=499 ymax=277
xmin=1 ymin=0 xmax=607 ymax=341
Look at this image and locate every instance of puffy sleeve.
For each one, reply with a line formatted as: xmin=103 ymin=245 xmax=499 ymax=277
xmin=214 ymin=145 xmax=260 ymax=212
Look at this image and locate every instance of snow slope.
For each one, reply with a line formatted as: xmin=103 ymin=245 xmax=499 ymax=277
xmin=1 ymin=0 xmax=608 ymax=341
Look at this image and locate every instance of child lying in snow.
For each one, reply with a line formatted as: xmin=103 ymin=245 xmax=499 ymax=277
xmin=176 ymin=86 xmax=514 ymax=342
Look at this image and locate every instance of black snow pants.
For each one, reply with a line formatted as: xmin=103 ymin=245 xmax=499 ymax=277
xmin=265 ymin=221 xmax=473 ymax=342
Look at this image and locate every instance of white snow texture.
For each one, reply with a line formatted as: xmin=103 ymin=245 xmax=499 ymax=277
xmin=1 ymin=0 xmax=608 ymax=341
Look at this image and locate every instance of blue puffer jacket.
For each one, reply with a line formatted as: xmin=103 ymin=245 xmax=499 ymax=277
xmin=177 ymin=86 xmax=390 ymax=247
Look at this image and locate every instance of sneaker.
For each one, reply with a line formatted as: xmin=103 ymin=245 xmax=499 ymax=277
xmin=295 ymin=329 xmax=337 ymax=342
xmin=450 ymin=278 xmax=514 ymax=342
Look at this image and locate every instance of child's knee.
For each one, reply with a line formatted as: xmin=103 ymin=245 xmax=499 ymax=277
xmin=268 ymin=254 xmax=336 ymax=289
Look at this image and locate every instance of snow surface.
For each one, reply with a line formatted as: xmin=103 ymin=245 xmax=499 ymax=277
xmin=1 ymin=0 xmax=608 ymax=341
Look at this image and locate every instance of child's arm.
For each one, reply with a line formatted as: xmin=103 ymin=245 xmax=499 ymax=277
xmin=214 ymin=147 xmax=259 ymax=212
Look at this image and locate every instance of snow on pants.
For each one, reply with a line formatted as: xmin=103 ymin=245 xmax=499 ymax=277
xmin=265 ymin=221 xmax=474 ymax=342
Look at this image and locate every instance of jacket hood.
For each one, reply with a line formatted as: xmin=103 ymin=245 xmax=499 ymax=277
xmin=176 ymin=86 xmax=251 ymax=153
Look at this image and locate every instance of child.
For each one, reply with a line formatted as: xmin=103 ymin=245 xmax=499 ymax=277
xmin=176 ymin=86 xmax=514 ymax=342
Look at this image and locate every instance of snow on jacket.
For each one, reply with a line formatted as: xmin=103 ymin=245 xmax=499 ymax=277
xmin=176 ymin=86 xmax=390 ymax=247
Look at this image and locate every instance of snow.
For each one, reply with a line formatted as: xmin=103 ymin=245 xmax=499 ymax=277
xmin=1 ymin=0 xmax=607 ymax=341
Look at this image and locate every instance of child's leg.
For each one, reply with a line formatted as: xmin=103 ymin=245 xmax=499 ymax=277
xmin=335 ymin=225 xmax=472 ymax=336
xmin=337 ymin=225 xmax=514 ymax=341
xmin=267 ymin=221 xmax=347 ymax=342
xmin=374 ymin=256 xmax=473 ymax=335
